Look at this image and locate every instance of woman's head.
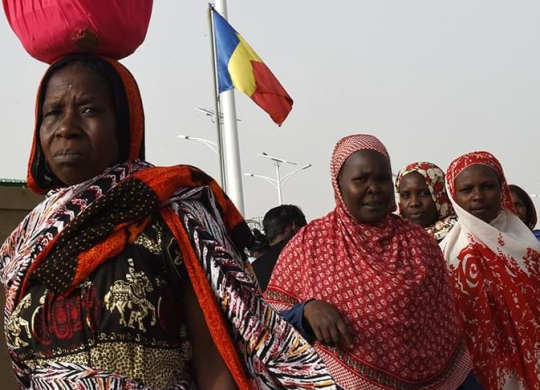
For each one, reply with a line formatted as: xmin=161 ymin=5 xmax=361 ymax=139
xmin=509 ymin=184 xmax=537 ymax=230
xmin=446 ymin=151 xmax=510 ymax=224
xmin=396 ymin=162 xmax=452 ymax=228
xmin=331 ymin=134 xmax=394 ymax=224
xmin=28 ymin=54 xmax=145 ymax=193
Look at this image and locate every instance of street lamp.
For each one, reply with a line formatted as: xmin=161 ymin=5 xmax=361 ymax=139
xmin=245 ymin=152 xmax=312 ymax=205
xmin=177 ymin=135 xmax=218 ymax=154
xmin=195 ymin=107 xmax=242 ymax=124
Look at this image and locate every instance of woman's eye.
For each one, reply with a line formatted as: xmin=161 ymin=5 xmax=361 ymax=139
xmin=43 ymin=108 xmax=59 ymax=117
xmin=82 ymin=107 xmax=97 ymax=115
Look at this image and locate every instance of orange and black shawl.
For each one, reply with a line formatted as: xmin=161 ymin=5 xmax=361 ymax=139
xmin=12 ymin=161 xmax=336 ymax=390
xmin=12 ymin=54 xmax=335 ymax=389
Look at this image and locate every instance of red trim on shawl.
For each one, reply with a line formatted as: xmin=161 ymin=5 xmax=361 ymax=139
xmin=21 ymin=165 xmax=252 ymax=389
xmin=133 ymin=166 xmax=245 ymax=233
xmin=161 ymin=207 xmax=252 ymax=390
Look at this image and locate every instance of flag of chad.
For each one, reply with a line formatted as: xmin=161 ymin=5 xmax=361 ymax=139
xmin=213 ymin=10 xmax=293 ymax=126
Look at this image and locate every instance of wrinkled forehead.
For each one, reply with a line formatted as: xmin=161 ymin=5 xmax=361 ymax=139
xmin=40 ymin=59 xmax=114 ymax=105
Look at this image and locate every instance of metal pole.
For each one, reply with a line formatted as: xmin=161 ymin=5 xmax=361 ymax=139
xmin=207 ymin=4 xmax=226 ymax=189
xmin=275 ymin=161 xmax=282 ymax=205
xmin=214 ymin=0 xmax=245 ymax=215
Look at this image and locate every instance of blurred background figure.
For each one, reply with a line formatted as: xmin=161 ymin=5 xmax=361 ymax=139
xmin=252 ymin=204 xmax=306 ymax=290
xmin=248 ymin=228 xmax=269 ymax=262
xmin=395 ymin=162 xmax=457 ymax=243
xmin=508 ymin=184 xmax=540 ymax=241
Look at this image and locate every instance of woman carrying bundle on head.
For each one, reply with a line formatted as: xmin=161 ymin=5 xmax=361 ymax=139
xmin=0 ymin=54 xmax=334 ymax=390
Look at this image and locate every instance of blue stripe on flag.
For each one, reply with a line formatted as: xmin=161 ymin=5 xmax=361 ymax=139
xmin=213 ymin=10 xmax=240 ymax=93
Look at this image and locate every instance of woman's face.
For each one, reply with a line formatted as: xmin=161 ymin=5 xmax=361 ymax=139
xmin=510 ymin=191 xmax=528 ymax=225
xmin=398 ymin=172 xmax=438 ymax=228
xmin=338 ymin=150 xmax=394 ymax=224
xmin=39 ymin=64 xmax=119 ymax=186
xmin=454 ymin=164 xmax=502 ymax=223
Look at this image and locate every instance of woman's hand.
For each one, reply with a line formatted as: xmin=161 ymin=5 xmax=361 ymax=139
xmin=303 ymin=300 xmax=354 ymax=349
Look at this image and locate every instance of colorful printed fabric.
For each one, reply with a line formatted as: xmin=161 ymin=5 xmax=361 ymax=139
xmin=441 ymin=151 xmax=540 ymax=390
xmin=1 ymin=54 xmax=335 ymax=390
xmin=266 ymin=134 xmax=472 ymax=390
xmin=395 ymin=162 xmax=457 ymax=242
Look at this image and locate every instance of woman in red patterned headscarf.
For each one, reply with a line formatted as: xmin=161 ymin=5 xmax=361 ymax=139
xmin=441 ymin=151 xmax=540 ymax=390
xmin=266 ymin=134 xmax=473 ymax=390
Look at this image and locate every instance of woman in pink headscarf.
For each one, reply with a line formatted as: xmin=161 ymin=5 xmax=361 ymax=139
xmin=441 ymin=151 xmax=540 ymax=390
xmin=266 ymin=134 xmax=474 ymax=390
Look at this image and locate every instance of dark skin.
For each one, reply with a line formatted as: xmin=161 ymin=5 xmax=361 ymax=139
xmin=39 ymin=65 xmax=120 ymax=186
xmin=454 ymin=164 xmax=502 ymax=224
xmin=510 ymin=191 xmax=528 ymax=225
xmin=39 ymin=64 xmax=237 ymax=390
xmin=303 ymin=150 xmax=394 ymax=350
xmin=398 ymin=172 xmax=438 ymax=228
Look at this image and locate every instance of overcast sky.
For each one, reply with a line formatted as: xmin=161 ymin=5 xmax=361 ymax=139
xmin=1 ymin=0 xmax=539 ymax=224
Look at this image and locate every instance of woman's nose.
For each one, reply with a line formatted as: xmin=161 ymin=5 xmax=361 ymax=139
xmin=472 ymin=188 xmax=485 ymax=201
xmin=55 ymin=109 xmax=82 ymax=139
xmin=409 ymin=195 xmax=421 ymax=207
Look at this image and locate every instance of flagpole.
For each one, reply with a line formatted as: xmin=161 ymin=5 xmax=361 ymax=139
xmin=207 ymin=4 xmax=226 ymax=190
xmin=213 ymin=0 xmax=245 ymax=215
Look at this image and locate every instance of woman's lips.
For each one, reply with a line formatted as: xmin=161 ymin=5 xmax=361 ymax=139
xmin=363 ymin=202 xmax=384 ymax=211
xmin=53 ymin=149 xmax=84 ymax=162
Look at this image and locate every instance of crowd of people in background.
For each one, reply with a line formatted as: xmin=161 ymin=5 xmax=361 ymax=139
xmin=2 ymin=53 xmax=540 ymax=390
xmin=251 ymin=136 xmax=540 ymax=390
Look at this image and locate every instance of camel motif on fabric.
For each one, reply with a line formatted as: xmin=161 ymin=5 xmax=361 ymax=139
xmin=104 ymin=258 xmax=157 ymax=331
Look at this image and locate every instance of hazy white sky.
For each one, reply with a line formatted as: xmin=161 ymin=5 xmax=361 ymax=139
xmin=1 ymin=0 xmax=539 ymax=222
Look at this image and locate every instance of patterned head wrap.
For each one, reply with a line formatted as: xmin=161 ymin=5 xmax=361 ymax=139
xmin=330 ymin=134 xmax=393 ymax=213
xmin=395 ymin=162 xmax=457 ymax=242
xmin=27 ymin=54 xmax=145 ymax=194
xmin=446 ymin=151 xmax=513 ymax=211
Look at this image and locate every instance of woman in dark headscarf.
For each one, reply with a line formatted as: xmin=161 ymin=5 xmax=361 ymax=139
xmin=266 ymin=134 xmax=473 ymax=390
xmin=1 ymin=54 xmax=334 ymax=390
xmin=395 ymin=162 xmax=457 ymax=242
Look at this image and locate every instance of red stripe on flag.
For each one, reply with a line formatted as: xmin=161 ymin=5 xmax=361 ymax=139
xmin=250 ymin=61 xmax=293 ymax=126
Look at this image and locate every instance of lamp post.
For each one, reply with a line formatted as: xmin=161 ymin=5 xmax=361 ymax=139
xmin=245 ymin=152 xmax=312 ymax=205
xmin=177 ymin=135 xmax=218 ymax=154
xmin=195 ymin=107 xmax=242 ymax=124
